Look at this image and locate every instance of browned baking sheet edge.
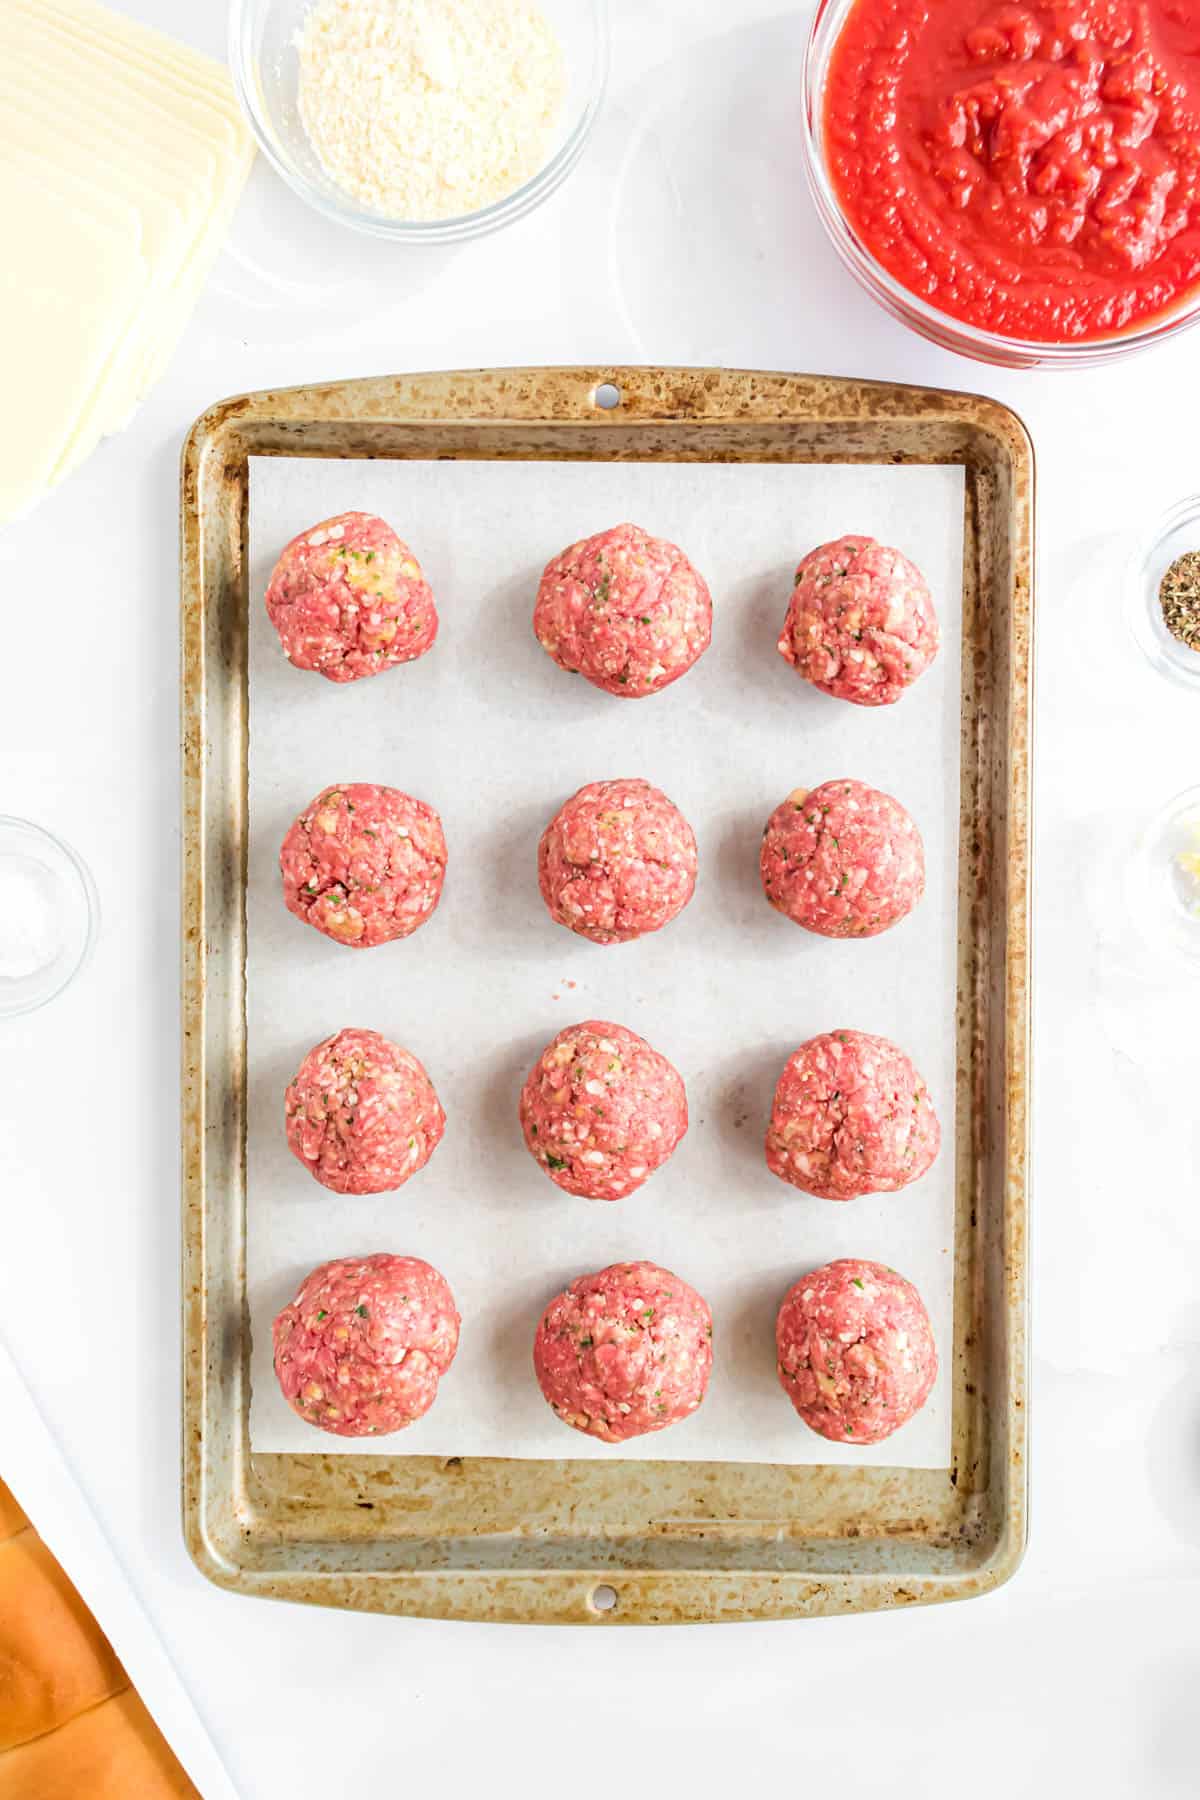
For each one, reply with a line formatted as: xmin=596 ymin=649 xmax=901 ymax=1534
xmin=181 ymin=367 xmax=1032 ymax=1624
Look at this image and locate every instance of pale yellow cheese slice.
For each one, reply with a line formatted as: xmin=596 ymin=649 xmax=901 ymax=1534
xmin=131 ymin=133 xmax=256 ymax=406
xmin=13 ymin=0 xmax=243 ymax=104
xmin=2 ymin=4 xmax=254 ymax=428
xmin=0 ymin=15 xmax=243 ymax=470
xmin=0 ymin=142 xmax=147 ymax=487
xmin=0 ymin=165 xmax=145 ymax=523
xmin=0 ymin=2 xmax=254 ymax=514
xmin=1 ymin=87 xmax=213 ymax=456
xmin=3 ymin=4 xmax=245 ymax=151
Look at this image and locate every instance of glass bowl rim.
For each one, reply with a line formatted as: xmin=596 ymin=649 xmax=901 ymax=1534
xmin=0 ymin=815 xmax=100 ymax=1019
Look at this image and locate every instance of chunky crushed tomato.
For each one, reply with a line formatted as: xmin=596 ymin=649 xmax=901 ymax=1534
xmin=824 ymin=0 xmax=1200 ymax=341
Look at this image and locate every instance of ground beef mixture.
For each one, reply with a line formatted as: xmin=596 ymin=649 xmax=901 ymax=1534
xmin=776 ymin=1258 xmax=937 ymax=1444
xmin=534 ymin=522 xmax=712 ymax=697
xmin=519 ymin=1020 xmax=688 ymax=1199
xmin=765 ymin=1030 xmax=940 ymax=1199
xmin=778 ymin=535 xmax=939 ymax=706
xmin=285 ymin=1027 xmax=445 ymax=1195
xmin=760 ymin=778 xmax=924 ymax=937
xmin=280 ymin=782 xmax=447 ymax=948
xmin=533 ymin=1260 xmax=712 ymax=1442
xmin=273 ymin=1253 xmax=460 ymax=1437
xmin=538 ymin=778 xmax=697 ymax=944
xmin=265 ymin=511 xmax=437 ymax=682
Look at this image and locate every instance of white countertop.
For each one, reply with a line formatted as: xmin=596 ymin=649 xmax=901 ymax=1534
xmin=2 ymin=2 xmax=1199 ymax=1795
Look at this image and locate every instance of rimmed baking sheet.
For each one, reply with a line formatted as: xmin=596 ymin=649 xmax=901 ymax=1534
xmin=181 ymin=367 xmax=1031 ymax=1623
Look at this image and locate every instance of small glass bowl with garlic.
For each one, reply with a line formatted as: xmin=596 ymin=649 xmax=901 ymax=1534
xmin=229 ymin=0 xmax=609 ymax=243
xmin=1125 ymin=783 xmax=1200 ymax=973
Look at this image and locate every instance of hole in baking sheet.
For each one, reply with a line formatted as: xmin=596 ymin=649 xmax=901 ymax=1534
xmin=590 ymin=1583 xmax=619 ymax=1614
xmin=592 ymin=382 xmax=621 ymax=410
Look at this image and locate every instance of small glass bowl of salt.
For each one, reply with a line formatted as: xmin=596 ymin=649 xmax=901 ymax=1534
xmin=0 ymin=819 xmax=98 ymax=1018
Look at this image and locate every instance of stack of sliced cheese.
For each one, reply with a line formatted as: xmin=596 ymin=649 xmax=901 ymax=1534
xmin=0 ymin=0 xmax=255 ymax=525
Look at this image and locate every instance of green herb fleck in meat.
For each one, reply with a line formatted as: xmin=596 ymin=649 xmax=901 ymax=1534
xmin=356 ymin=1304 xmax=369 ymax=1318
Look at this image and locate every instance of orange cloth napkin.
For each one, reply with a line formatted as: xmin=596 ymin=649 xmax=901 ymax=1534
xmin=0 ymin=1479 xmax=199 ymax=1797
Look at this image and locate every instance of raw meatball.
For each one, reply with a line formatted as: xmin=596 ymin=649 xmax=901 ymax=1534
xmin=538 ymin=778 xmax=697 ymax=944
xmin=778 ymin=535 xmax=939 ymax=706
xmin=285 ymin=1027 xmax=445 ymax=1195
xmin=776 ymin=1258 xmax=937 ymax=1444
xmin=273 ymin=1253 xmax=460 ymax=1438
xmin=533 ymin=522 xmax=712 ymax=697
xmin=519 ymin=1020 xmax=688 ymax=1200
xmin=533 ymin=1261 xmax=712 ymax=1442
xmin=765 ymin=1030 xmax=940 ymax=1200
xmin=265 ymin=511 xmax=437 ymax=683
xmin=760 ymin=778 xmax=924 ymax=938
xmin=280 ymin=782 xmax=447 ymax=948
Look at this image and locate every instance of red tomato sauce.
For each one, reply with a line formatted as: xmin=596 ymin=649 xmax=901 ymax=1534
xmin=823 ymin=0 xmax=1200 ymax=342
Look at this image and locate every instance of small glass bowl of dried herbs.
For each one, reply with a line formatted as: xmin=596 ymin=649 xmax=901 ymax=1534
xmin=1127 ymin=495 xmax=1200 ymax=690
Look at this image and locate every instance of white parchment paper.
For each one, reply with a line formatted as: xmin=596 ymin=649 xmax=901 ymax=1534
xmin=247 ymin=454 xmax=964 ymax=1467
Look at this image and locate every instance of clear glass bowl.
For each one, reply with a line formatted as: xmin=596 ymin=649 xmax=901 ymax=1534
xmin=1126 ymin=496 xmax=1200 ymax=692
xmin=1125 ymin=784 xmax=1200 ymax=972
xmin=228 ymin=0 xmax=609 ymax=244
xmin=801 ymin=0 xmax=1200 ymax=370
xmin=0 ymin=818 xmax=98 ymax=1019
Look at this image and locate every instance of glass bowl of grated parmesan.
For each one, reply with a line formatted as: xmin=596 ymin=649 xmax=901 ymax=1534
xmin=229 ymin=0 xmax=608 ymax=242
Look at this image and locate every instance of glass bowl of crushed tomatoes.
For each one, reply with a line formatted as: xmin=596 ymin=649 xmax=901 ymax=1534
xmin=802 ymin=0 xmax=1200 ymax=368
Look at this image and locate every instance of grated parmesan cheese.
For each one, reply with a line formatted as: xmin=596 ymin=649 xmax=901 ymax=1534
xmin=296 ymin=0 xmax=566 ymax=221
